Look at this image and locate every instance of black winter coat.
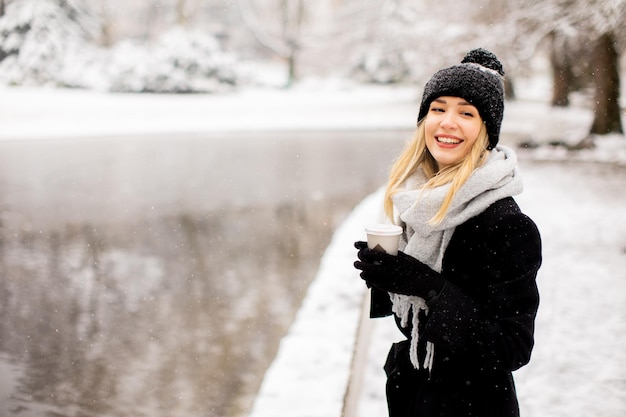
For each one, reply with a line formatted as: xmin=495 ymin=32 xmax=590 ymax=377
xmin=370 ymin=197 xmax=542 ymax=417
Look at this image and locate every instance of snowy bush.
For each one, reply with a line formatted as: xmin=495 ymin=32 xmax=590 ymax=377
xmin=106 ymin=27 xmax=238 ymax=94
xmin=350 ymin=48 xmax=414 ymax=84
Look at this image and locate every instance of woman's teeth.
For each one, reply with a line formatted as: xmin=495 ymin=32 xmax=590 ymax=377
xmin=437 ymin=136 xmax=461 ymax=144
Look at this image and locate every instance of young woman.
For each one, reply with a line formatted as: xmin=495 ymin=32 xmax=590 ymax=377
xmin=354 ymin=49 xmax=542 ymax=417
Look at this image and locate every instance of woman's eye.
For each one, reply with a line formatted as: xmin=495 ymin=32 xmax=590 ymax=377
xmin=430 ymin=107 xmax=444 ymax=113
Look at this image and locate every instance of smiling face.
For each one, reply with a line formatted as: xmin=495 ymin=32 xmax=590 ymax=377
xmin=424 ymin=96 xmax=484 ymax=171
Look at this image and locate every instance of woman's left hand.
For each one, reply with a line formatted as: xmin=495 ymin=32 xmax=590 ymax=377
xmin=354 ymin=241 xmax=445 ymax=299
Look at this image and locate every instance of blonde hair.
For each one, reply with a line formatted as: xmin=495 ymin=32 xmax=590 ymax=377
xmin=384 ymin=122 xmax=490 ymax=225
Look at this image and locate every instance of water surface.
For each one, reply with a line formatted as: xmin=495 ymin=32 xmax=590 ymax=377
xmin=0 ymin=130 xmax=407 ymax=417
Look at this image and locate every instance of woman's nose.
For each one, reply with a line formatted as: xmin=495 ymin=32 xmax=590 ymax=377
xmin=440 ymin=113 xmax=458 ymax=129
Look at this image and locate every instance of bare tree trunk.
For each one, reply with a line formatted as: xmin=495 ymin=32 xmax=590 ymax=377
xmin=283 ymin=0 xmax=304 ymax=87
xmin=99 ymin=1 xmax=113 ymax=47
xmin=0 ymin=0 xmax=5 ymax=18
xmin=590 ymin=32 xmax=623 ymax=135
xmin=550 ymin=33 xmax=574 ymax=107
xmin=144 ymin=1 xmax=161 ymax=41
xmin=176 ymin=0 xmax=188 ymax=26
xmin=504 ymin=76 xmax=516 ymax=100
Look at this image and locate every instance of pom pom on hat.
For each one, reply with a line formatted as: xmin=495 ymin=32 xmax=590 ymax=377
xmin=461 ymin=48 xmax=505 ymax=76
xmin=417 ymin=48 xmax=505 ymax=150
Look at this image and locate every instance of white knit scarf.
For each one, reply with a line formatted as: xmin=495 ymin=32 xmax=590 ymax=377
xmin=390 ymin=145 xmax=523 ymax=371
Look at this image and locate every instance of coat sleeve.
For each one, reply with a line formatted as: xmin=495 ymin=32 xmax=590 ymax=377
xmin=421 ymin=211 xmax=542 ymax=372
xmin=369 ymin=287 xmax=393 ymax=318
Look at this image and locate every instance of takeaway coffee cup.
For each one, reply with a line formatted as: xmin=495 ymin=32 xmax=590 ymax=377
xmin=365 ymin=224 xmax=403 ymax=255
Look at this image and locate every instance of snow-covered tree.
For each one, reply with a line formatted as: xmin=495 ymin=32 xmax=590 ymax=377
xmin=497 ymin=0 xmax=625 ymax=136
xmin=236 ymin=0 xmax=309 ymax=86
xmin=313 ymin=0 xmax=511 ymax=85
xmin=336 ymin=0 xmax=426 ymax=84
xmin=0 ymin=0 xmax=102 ymax=87
xmin=0 ymin=0 xmax=240 ymax=92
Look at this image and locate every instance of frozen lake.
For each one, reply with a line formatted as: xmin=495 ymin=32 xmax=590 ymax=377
xmin=0 ymin=130 xmax=407 ymax=417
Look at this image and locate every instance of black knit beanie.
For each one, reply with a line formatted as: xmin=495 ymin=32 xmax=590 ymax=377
xmin=417 ymin=48 xmax=505 ymax=150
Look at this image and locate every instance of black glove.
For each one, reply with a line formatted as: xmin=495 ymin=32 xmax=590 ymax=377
xmin=354 ymin=241 xmax=445 ymax=299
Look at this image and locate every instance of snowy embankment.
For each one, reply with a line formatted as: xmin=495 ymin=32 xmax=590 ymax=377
xmin=247 ymin=188 xmax=383 ymax=417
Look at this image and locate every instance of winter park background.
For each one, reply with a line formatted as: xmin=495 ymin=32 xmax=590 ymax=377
xmin=1 ymin=1 xmax=626 ymax=417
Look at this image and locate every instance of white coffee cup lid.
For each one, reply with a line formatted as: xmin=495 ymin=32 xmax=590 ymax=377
xmin=365 ymin=224 xmax=403 ymax=236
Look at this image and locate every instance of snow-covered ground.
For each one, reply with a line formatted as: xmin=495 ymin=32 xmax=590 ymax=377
xmin=1 ymin=80 xmax=625 ymax=417
xmin=0 ymin=81 xmax=418 ymax=140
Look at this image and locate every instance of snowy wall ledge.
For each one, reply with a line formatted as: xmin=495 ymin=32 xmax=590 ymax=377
xmin=248 ymin=188 xmax=384 ymax=417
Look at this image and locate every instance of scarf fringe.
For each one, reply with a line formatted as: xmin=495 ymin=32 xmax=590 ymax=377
xmin=390 ymin=293 xmax=434 ymax=372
